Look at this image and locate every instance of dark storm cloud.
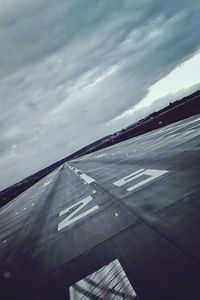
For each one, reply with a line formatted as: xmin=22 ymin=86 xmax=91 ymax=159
xmin=0 ymin=0 xmax=200 ymax=189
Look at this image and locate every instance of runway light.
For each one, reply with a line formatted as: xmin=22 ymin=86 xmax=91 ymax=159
xmin=114 ymin=211 xmax=119 ymax=217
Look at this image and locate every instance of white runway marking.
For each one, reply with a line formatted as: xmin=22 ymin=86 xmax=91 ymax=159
xmin=67 ymin=163 xmax=95 ymax=185
xmin=127 ymin=169 xmax=168 ymax=192
xmin=58 ymin=196 xmax=99 ymax=231
xmin=114 ymin=169 xmax=168 ymax=192
xmin=43 ymin=180 xmax=52 ymax=187
xmin=113 ymin=169 xmax=145 ymax=187
xmin=96 ymin=154 xmax=106 ymax=158
xmin=80 ymin=174 xmax=95 ymax=184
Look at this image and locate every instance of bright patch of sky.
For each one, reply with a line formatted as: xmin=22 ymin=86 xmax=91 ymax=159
xmin=116 ymin=50 xmax=200 ymax=120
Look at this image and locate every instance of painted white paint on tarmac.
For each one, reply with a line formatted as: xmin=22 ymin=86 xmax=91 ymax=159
xmin=43 ymin=180 xmax=52 ymax=187
xmin=96 ymin=154 xmax=106 ymax=159
xmin=126 ymin=169 xmax=169 ymax=192
xmin=113 ymin=169 xmax=145 ymax=187
xmin=67 ymin=163 xmax=95 ymax=185
xmin=80 ymin=174 xmax=95 ymax=184
xmin=58 ymin=196 xmax=99 ymax=231
xmin=114 ymin=169 xmax=169 ymax=192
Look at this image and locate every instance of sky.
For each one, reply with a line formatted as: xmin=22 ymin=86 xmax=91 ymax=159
xmin=0 ymin=0 xmax=200 ymax=190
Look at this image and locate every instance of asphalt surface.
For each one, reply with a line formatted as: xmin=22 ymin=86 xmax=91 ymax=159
xmin=0 ymin=114 xmax=200 ymax=299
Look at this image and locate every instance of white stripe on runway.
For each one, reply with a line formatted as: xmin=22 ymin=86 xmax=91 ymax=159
xmin=80 ymin=173 xmax=95 ymax=184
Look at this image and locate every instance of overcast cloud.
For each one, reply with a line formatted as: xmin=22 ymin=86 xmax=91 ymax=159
xmin=0 ymin=0 xmax=200 ymax=190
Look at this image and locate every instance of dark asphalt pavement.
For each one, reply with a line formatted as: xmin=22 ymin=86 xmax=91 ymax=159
xmin=0 ymin=114 xmax=200 ymax=300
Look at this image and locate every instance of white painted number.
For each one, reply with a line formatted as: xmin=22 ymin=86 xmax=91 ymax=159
xmin=113 ymin=169 xmax=168 ymax=192
xmin=58 ymin=196 xmax=99 ymax=231
xmin=113 ymin=169 xmax=145 ymax=187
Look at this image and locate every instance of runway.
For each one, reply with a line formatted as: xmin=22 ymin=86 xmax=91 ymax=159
xmin=0 ymin=114 xmax=200 ymax=299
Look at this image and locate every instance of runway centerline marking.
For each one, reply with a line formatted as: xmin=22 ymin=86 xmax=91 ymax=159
xmin=113 ymin=169 xmax=169 ymax=192
xmin=80 ymin=174 xmax=95 ymax=184
xmin=67 ymin=163 xmax=95 ymax=185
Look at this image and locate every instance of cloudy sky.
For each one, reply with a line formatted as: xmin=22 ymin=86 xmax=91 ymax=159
xmin=0 ymin=0 xmax=200 ymax=190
